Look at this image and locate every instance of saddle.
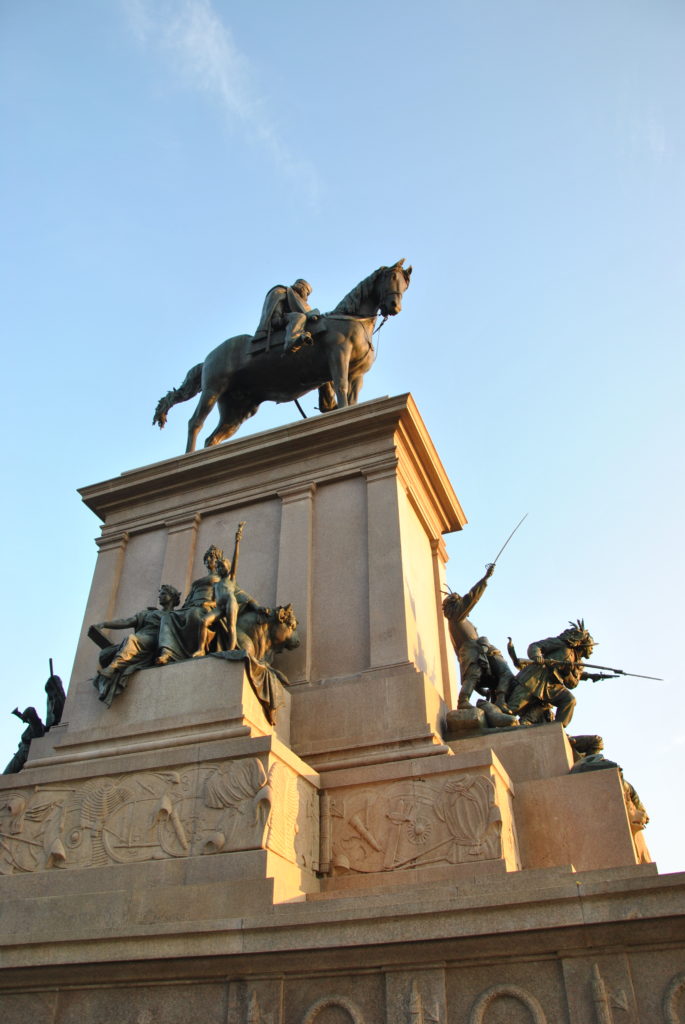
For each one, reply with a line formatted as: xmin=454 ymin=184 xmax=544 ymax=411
xmin=249 ymin=329 xmax=287 ymax=359
xmin=248 ymin=318 xmax=327 ymax=360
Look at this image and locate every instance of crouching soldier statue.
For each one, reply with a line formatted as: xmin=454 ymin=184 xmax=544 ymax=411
xmin=506 ymin=619 xmax=596 ymax=728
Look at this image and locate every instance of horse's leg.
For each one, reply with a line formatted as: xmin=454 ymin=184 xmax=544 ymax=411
xmin=318 ymin=382 xmax=337 ymax=413
xmin=327 ymin=347 xmax=350 ymax=408
xmin=348 ymin=374 xmax=363 ymax=405
xmin=187 ymin=388 xmax=218 ymax=453
xmin=204 ymin=392 xmax=259 ymax=447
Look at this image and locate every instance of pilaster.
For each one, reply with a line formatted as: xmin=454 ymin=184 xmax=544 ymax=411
xmin=276 ymin=483 xmax=316 ymax=683
xmin=364 ymin=462 xmax=412 ymax=670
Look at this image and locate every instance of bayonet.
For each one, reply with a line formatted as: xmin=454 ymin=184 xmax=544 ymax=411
xmin=580 ymin=661 xmax=663 ymax=681
xmin=518 ymin=657 xmax=663 ymax=681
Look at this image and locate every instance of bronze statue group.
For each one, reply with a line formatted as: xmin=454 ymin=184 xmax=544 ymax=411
xmin=441 ymin=563 xmax=653 ymax=837
xmin=441 ymin=561 xmax=657 ymax=732
xmin=442 ymin=563 xmax=603 ymax=730
xmin=3 ymin=261 xmax=654 ymax=846
xmin=3 ymin=671 xmax=65 ymax=774
xmin=88 ymin=524 xmax=299 ymax=711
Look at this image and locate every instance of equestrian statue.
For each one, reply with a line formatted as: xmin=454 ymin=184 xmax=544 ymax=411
xmin=153 ymin=259 xmax=412 ymax=452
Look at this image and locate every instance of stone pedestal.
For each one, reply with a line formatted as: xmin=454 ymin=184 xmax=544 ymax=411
xmin=1 ymin=395 xmax=683 ymax=1023
xmin=71 ymin=394 xmax=464 ymax=709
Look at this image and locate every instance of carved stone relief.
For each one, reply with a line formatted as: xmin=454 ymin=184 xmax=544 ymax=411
xmin=0 ymin=790 xmax=68 ymax=873
xmin=246 ymin=990 xmax=274 ymax=1024
xmin=227 ymin=979 xmax=282 ymax=1024
xmin=468 ymin=985 xmax=547 ymax=1024
xmin=384 ymin=968 xmax=445 ymax=1023
xmin=663 ymin=972 xmax=685 ymax=1024
xmin=408 ymin=979 xmax=441 ymax=1023
xmin=0 ymin=756 xmax=316 ymax=875
xmin=590 ymin=963 xmax=631 ymax=1024
xmin=266 ymin=761 xmax=319 ymax=872
xmin=325 ymin=773 xmax=501 ymax=876
xmin=301 ymin=995 xmax=365 ymax=1024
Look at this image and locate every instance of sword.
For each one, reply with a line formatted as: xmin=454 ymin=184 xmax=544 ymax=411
xmin=487 ymin=513 xmax=528 ymax=570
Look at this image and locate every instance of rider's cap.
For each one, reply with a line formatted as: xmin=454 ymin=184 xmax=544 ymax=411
xmin=292 ymin=279 xmax=312 ymax=296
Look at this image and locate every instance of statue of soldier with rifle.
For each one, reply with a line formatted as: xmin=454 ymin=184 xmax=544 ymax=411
xmin=505 ymin=620 xmax=596 ymax=727
xmin=504 ymin=627 xmax=662 ymax=727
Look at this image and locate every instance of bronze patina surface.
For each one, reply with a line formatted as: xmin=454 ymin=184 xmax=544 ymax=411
xmin=153 ymin=260 xmax=412 ymax=451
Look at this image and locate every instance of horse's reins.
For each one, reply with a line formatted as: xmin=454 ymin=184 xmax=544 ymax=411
xmin=319 ymin=313 xmax=378 ymax=357
xmin=373 ymin=312 xmax=389 ymax=356
xmin=291 ymin=284 xmax=398 ymax=417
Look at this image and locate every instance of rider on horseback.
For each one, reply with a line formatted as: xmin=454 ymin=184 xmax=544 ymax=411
xmin=153 ymin=260 xmax=411 ymax=451
xmin=253 ymin=278 xmax=320 ymax=354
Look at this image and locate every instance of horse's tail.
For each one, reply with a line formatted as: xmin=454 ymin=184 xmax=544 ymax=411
xmin=153 ymin=362 xmax=203 ymax=429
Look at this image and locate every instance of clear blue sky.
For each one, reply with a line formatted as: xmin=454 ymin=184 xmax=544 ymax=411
xmin=1 ymin=1 xmax=683 ymax=870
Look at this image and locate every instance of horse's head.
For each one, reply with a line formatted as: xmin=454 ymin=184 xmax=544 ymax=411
xmin=377 ymin=258 xmax=412 ymax=317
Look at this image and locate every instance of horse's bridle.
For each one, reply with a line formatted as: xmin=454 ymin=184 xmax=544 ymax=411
xmin=378 ymin=269 xmax=407 ymax=318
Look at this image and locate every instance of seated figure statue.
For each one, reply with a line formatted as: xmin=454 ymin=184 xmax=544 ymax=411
xmin=156 ymin=529 xmax=269 ymax=663
xmin=156 ymin=545 xmax=224 ymax=664
xmin=253 ymin=278 xmax=320 ymax=354
xmin=84 ymin=518 xmax=300 ymax=726
xmin=92 ymin=583 xmax=181 ymax=706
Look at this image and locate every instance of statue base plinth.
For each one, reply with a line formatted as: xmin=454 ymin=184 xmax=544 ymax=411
xmin=290 ymin=662 xmax=449 ymax=771
xmin=1 ymin=397 xmax=682 ymax=1021
xmin=29 ymin=657 xmax=291 ymax=769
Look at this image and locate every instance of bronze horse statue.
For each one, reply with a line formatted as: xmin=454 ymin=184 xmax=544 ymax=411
xmin=153 ymin=259 xmax=412 ymax=452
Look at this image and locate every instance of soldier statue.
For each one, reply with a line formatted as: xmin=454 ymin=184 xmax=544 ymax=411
xmin=442 ymin=565 xmax=514 ymax=710
xmin=92 ymin=583 xmax=182 ymax=705
xmin=506 ymin=620 xmax=596 ymax=728
xmin=253 ymin=278 xmax=320 ymax=353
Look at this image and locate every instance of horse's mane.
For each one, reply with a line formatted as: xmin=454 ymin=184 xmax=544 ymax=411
xmin=329 ymin=266 xmax=383 ymax=315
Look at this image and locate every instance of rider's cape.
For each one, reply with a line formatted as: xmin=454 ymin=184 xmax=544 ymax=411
xmin=253 ymin=285 xmax=311 ymax=340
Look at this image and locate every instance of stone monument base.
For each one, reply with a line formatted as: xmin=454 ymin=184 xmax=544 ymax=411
xmin=2 ymin=717 xmax=684 ymax=1022
xmin=1 ymin=398 xmax=683 ymax=1021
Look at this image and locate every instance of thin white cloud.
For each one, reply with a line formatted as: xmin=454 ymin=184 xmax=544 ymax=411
xmin=122 ymin=0 xmax=156 ymax=45
xmin=122 ymin=0 xmax=320 ymax=202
